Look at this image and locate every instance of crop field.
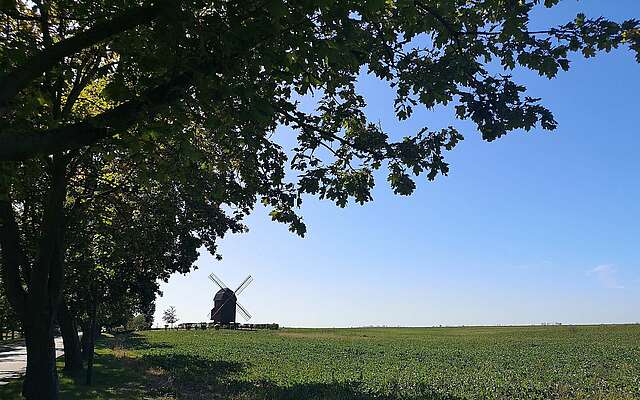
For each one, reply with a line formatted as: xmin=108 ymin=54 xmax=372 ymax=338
xmin=2 ymin=324 xmax=639 ymax=399
xmin=115 ymin=325 xmax=639 ymax=399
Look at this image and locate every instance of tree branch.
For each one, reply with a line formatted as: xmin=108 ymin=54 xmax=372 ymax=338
xmin=61 ymin=53 xmax=103 ymax=116
xmin=0 ymin=2 xmax=174 ymax=107
xmin=0 ymin=70 xmax=195 ymax=161
xmin=30 ymin=157 xmax=68 ymax=301
xmin=0 ymin=3 xmax=314 ymax=161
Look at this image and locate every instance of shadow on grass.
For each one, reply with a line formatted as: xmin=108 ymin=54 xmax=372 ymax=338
xmin=1 ymin=333 xmax=462 ymax=399
xmin=0 ymin=335 xmax=200 ymax=400
xmin=112 ymin=333 xmax=175 ymax=351
xmin=217 ymin=381 xmax=463 ymax=400
xmin=122 ymin=336 xmax=460 ymax=400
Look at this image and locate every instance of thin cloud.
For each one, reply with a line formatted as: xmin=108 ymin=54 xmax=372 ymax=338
xmin=588 ymin=264 xmax=624 ymax=289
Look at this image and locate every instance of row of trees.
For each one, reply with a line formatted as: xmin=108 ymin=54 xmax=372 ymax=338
xmin=1 ymin=0 xmax=638 ymax=398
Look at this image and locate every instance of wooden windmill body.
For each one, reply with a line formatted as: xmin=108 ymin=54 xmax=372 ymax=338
xmin=209 ymin=273 xmax=253 ymax=325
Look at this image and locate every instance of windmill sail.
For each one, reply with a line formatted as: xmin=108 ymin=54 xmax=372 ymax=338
xmin=236 ymin=302 xmax=252 ymax=321
xmin=208 ymin=272 xmax=228 ymax=289
xmin=234 ymin=275 xmax=253 ymax=296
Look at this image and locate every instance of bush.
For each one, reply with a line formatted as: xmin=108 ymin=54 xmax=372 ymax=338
xmin=126 ymin=314 xmax=150 ymax=331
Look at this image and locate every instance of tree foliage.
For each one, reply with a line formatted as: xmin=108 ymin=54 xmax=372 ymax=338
xmin=163 ymin=306 xmax=178 ymax=327
xmin=1 ymin=1 xmax=638 ymax=233
xmin=126 ymin=314 xmax=151 ymax=331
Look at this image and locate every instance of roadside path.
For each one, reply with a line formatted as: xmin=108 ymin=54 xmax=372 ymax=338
xmin=0 ymin=337 xmax=64 ymax=385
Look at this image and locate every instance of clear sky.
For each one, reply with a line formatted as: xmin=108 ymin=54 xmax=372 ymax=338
xmin=154 ymin=1 xmax=640 ymax=328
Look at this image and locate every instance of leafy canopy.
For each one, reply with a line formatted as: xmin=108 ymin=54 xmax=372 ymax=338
xmin=0 ymin=0 xmax=638 ymax=238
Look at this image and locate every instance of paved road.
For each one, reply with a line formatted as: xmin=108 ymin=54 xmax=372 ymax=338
xmin=0 ymin=337 xmax=64 ymax=385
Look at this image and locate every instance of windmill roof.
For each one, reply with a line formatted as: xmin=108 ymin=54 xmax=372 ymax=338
xmin=214 ymin=288 xmax=236 ymax=300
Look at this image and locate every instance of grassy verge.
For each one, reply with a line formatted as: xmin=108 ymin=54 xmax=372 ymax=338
xmin=0 ymin=335 xmax=170 ymax=400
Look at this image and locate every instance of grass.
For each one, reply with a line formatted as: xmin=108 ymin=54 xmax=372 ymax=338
xmin=1 ymin=325 xmax=639 ymax=399
xmin=0 ymin=336 xmax=167 ymax=400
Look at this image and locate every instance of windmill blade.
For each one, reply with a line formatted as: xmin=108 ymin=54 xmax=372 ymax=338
xmin=236 ymin=302 xmax=252 ymax=321
xmin=210 ymin=303 xmax=225 ymax=319
xmin=208 ymin=272 xmax=227 ymax=289
xmin=234 ymin=275 xmax=253 ymax=296
xmin=210 ymin=305 xmax=224 ymax=319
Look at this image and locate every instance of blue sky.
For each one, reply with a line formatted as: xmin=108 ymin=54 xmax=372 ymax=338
xmin=154 ymin=1 xmax=640 ymax=327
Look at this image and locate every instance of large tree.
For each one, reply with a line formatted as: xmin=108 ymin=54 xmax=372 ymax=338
xmin=2 ymin=113 xmax=256 ymax=387
xmin=0 ymin=1 xmax=638 ymax=398
xmin=57 ymin=140 xmax=231 ymax=371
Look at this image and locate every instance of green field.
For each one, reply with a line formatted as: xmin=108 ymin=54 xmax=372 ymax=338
xmin=2 ymin=325 xmax=640 ymax=399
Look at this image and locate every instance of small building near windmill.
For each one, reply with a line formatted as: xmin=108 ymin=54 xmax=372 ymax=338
xmin=211 ymin=288 xmax=237 ymax=324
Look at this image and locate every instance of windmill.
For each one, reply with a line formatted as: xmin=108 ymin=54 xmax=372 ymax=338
xmin=208 ymin=272 xmax=253 ymax=325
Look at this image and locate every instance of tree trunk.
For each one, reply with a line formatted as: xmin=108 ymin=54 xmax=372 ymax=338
xmin=21 ymin=238 xmax=65 ymax=399
xmin=21 ymin=312 xmax=59 ymax=400
xmin=80 ymin=320 xmax=92 ymax=361
xmin=85 ymin=291 xmax=98 ymax=386
xmin=80 ymin=320 xmax=100 ymax=361
xmin=85 ymin=318 xmax=96 ymax=385
xmin=57 ymin=302 xmax=83 ymax=372
xmin=3 ymin=158 xmax=69 ymax=400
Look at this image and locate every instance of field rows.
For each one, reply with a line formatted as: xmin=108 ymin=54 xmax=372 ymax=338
xmin=114 ymin=325 xmax=640 ymax=399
